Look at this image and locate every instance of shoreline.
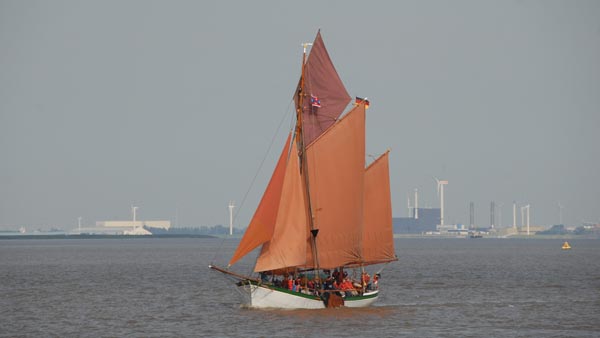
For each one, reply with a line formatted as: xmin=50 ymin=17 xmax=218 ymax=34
xmin=393 ymin=233 xmax=599 ymax=240
xmin=0 ymin=234 xmax=217 ymax=240
xmin=0 ymin=233 xmax=596 ymax=240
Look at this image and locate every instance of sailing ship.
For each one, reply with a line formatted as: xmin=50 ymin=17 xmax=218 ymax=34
xmin=209 ymin=31 xmax=397 ymax=309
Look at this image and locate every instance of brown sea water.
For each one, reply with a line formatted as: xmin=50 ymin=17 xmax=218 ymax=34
xmin=1 ymin=238 xmax=599 ymax=337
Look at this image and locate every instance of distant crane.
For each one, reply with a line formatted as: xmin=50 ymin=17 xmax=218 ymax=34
xmin=434 ymin=178 xmax=448 ymax=227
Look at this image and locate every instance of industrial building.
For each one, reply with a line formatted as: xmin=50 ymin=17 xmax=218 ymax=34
xmin=72 ymin=220 xmax=171 ymax=235
xmin=95 ymin=220 xmax=171 ymax=230
xmin=393 ymin=208 xmax=440 ymax=234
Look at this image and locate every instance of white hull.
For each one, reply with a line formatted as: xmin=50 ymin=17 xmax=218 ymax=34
xmin=237 ymin=283 xmax=379 ymax=309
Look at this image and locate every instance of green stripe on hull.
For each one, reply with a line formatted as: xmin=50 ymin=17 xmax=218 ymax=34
xmin=246 ymin=280 xmax=378 ymax=302
xmin=345 ymin=292 xmax=378 ymax=301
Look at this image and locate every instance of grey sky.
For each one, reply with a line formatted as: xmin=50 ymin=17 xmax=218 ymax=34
xmin=1 ymin=0 xmax=599 ymax=230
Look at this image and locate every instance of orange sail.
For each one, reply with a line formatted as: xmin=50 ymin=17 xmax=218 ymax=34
xmin=362 ymin=151 xmax=397 ymax=265
xmin=254 ymin=135 xmax=309 ymax=272
xmin=228 ymin=133 xmax=291 ymax=266
xmin=304 ymin=103 xmax=366 ymax=269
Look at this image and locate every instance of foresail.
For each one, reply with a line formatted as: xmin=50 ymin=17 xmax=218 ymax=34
xmin=362 ymin=151 xmax=397 ymax=265
xmin=228 ymin=133 xmax=292 ymax=267
xmin=254 ymin=135 xmax=309 ymax=272
xmin=295 ymin=31 xmax=351 ymax=146
xmin=304 ymin=103 xmax=366 ymax=269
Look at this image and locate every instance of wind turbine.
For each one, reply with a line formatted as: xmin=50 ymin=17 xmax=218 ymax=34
xmin=414 ymin=188 xmax=419 ymax=219
xmin=228 ymin=201 xmax=235 ymax=236
xmin=433 ymin=177 xmax=448 ymax=227
xmin=131 ymin=205 xmax=139 ymax=230
xmin=78 ymin=216 xmax=82 ymax=234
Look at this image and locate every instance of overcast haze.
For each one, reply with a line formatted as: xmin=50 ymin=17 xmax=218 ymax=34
xmin=1 ymin=0 xmax=599 ymax=230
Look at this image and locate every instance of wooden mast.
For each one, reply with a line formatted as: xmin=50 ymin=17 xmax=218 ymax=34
xmin=296 ymin=42 xmax=321 ymax=272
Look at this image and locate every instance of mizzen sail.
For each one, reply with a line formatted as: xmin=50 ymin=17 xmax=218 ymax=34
xmin=362 ymin=151 xmax=397 ymax=265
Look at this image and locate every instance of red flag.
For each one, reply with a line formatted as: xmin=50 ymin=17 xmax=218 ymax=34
xmin=355 ymin=97 xmax=370 ymax=109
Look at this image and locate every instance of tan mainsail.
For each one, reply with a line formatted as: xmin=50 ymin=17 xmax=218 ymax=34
xmin=228 ymin=133 xmax=291 ymax=267
xmin=304 ymin=103 xmax=366 ymax=269
xmin=254 ymin=134 xmax=309 ymax=272
xmin=362 ymin=151 xmax=396 ymax=265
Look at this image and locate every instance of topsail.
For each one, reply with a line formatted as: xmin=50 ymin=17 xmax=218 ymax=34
xmin=294 ymin=31 xmax=351 ymax=146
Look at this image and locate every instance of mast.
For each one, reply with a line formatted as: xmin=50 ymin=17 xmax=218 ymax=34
xmin=296 ymin=42 xmax=320 ymax=272
xmin=252 ymin=33 xmax=354 ymax=273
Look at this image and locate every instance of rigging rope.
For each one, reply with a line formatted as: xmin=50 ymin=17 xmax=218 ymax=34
xmin=210 ymin=99 xmax=294 ymax=269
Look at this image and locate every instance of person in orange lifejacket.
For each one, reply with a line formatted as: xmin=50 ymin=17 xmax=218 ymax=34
xmin=340 ymin=278 xmax=358 ymax=297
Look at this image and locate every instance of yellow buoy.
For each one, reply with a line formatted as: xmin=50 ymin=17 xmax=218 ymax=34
xmin=562 ymin=241 xmax=571 ymax=250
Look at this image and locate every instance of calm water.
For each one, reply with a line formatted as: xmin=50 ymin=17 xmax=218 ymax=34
xmin=1 ymin=238 xmax=599 ymax=337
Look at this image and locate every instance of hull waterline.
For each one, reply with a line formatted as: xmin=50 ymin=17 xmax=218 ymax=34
xmin=237 ymin=282 xmax=379 ymax=309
